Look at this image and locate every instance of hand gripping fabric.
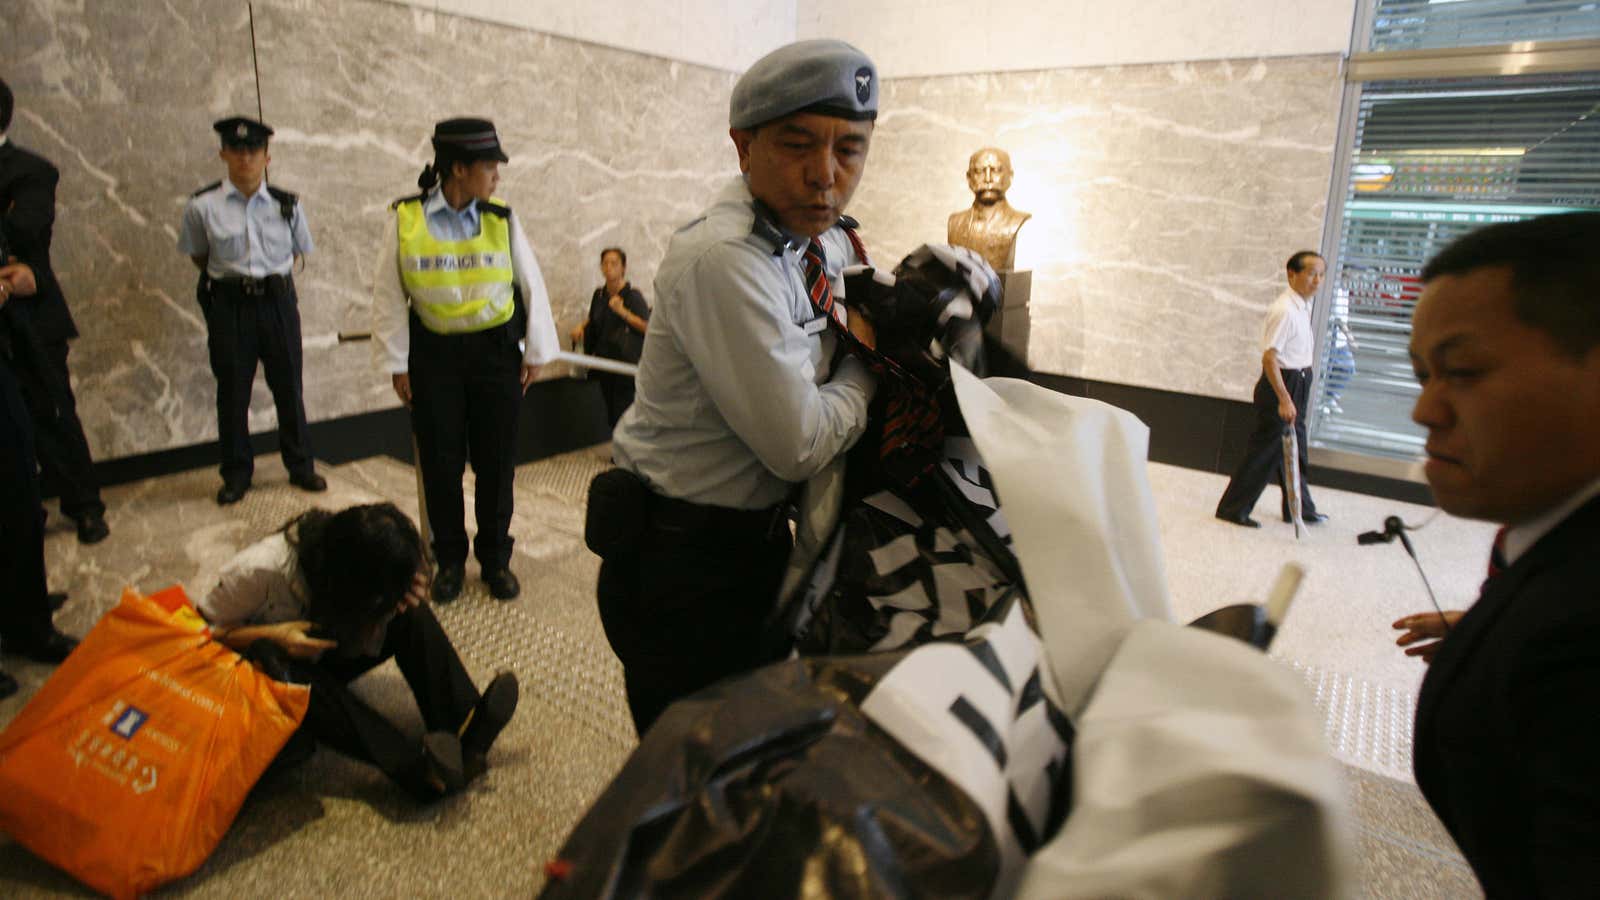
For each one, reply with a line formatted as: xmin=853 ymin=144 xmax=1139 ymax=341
xmin=0 ymin=586 xmax=310 ymax=899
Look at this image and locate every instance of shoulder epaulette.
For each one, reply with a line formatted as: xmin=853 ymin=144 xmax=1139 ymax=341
xmin=266 ymin=185 xmax=298 ymax=207
xmin=190 ymin=180 xmax=222 ymax=198
xmin=389 ymin=192 xmax=425 ymax=211
xmin=265 ymin=184 xmax=298 ymax=223
xmin=476 ymin=199 xmax=511 ymax=220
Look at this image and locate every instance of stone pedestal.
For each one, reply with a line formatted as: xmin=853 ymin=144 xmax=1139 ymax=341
xmin=986 ymin=269 xmax=1032 ymax=367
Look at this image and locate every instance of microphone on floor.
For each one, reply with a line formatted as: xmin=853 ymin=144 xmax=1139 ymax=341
xmin=1358 ymin=512 xmax=1450 ymax=631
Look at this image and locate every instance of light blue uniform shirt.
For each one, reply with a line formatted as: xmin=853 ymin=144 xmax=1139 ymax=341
xmin=611 ymin=176 xmax=878 ymax=510
xmin=177 ymin=179 xmax=314 ymax=279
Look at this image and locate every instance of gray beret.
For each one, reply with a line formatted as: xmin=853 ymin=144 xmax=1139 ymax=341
xmin=729 ymin=39 xmax=878 ymax=130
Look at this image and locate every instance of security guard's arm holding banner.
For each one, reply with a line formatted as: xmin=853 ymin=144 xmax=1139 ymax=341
xmin=589 ymin=40 xmax=883 ymax=736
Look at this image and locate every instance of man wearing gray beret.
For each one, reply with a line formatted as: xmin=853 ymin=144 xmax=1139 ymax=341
xmin=590 ymin=39 xmax=882 ymax=735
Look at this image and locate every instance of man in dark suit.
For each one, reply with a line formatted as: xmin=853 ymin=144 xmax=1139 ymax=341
xmin=0 ymin=77 xmax=108 ymax=544
xmin=1 ymin=259 xmax=81 ymax=699
xmin=1392 ymin=211 xmax=1600 ymax=898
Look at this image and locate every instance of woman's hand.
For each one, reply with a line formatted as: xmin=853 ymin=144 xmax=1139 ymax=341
xmin=269 ymin=620 xmax=338 ymax=659
xmin=392 ymin=372 xmax=412 ymax=407
xmin=398 ymin=567 xmax=430 ymax=613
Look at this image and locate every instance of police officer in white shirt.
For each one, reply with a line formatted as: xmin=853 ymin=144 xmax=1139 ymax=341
xmin=590 ymin=39 xmax=882 ymax=735
xmin=178 ymin=116 xmax=325 ymax=506
xmin=1216 ymin=250 xmax=1328 ymax=528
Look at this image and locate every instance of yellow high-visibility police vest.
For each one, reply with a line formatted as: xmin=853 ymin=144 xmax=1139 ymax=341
xmin=395 ymin=196 xmax=516 ymax=335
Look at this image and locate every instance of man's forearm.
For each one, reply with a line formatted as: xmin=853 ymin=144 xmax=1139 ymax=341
xmin=1263 ymin=349 xmax=1292 ymax=408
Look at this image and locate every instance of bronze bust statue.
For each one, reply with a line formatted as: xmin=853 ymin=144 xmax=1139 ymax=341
xmin=947 ymin=147 xmax=1031 ymax=272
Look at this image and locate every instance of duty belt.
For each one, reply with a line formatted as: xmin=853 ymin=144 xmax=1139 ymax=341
xmin=213 ymin=273 xmax=289 ymax=296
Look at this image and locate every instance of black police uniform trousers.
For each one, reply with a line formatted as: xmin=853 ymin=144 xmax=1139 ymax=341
xmin=1216 ymin=367 xmax=1320 ymax=522
xmin=408 ymin=314 xmax=523 ymax=571
xmin=20 ymin=338 xmax=105 ymax=521
xmin=594 ymin=495 xmax=792 ymax=736
xmin=203 ymin=275 xmax=315 ymax=487
xmin=0 ymin=345 xmax=56 ymax=649
xmin=247 ymin=605 xmax=480 ymax=801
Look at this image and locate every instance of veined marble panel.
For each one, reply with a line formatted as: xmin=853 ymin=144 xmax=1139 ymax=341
xmin=8 ymin=0 xmax=738 ymax=461
xmin=850 ymin=55 xmax=1343 ymax=401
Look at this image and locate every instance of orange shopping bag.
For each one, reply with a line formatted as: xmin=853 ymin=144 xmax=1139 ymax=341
xmin=0 ymin=585 xmax=309 ymax=899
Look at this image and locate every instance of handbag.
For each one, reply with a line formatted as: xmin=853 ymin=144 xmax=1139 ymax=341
xmin=0 ymin=586 xmax=309 ymax=899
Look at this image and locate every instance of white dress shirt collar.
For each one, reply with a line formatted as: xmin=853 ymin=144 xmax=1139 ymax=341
xmin=1503 ymin=475 xmax=1600 ymax=566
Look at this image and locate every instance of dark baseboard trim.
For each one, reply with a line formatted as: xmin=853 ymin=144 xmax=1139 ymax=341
xmin=72 ymin=371 xmax=1430 ymax=507
xmin=75 ymin=378 xmax=612 ymax=491
xmin=1026 ymin=371 xmax=1434 ymax=506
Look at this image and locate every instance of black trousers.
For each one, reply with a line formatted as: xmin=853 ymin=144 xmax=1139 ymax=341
xmin=248 ymin=605 xmax=480 ymax=801
xmin=1216 ymin=367 xmax=1319 ymax=521
xmin=0 ymin=351 xmax=54 ymax=645
xmin=409 ymin=316 xmax=523 ymax=570
xmin=593 ymin=495 xmax=791 ymax=736
xmin=23 ymin=338 xmax=104 ymax=520
xmin=595 ymin=372 xmax=636 ymax=430
xmin=203 ymin=276 xmax=315 ymax=486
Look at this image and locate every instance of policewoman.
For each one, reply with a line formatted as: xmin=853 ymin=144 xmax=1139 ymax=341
xmin=375 ymin=118 xmax=559 ymax=603
xmin=179 ymin=116 xmax=325 ymax=505
xmin=593 ymin=41 xmax=882 ymax=734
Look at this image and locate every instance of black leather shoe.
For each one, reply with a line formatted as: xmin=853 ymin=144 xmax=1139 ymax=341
xmin=5 ymin=627 xmax=79 ymax=664
xmin=47 ymin=592 xmax=68 ymax=612
xmin=289 ymin=471 xmax=328 ymax=492
xmin=433 ymin=564 xmax=465 ymax=603
xmin=1216 ymin=512 xmax=1261 ymax=529
xmin=419 ymin=731 xmax=466 ymax=798
xmin=217 ymin=481 xmax=250 ymax=505
xmin=74 ymin=513 xmax=110 ymax=544
xmin=485 ymin=567 xmax=520 ymax=601
xmin=1283 ymin=512 xmax=1330 ymax=525
xmin=462 ymin=672 xmax=519 ymax=780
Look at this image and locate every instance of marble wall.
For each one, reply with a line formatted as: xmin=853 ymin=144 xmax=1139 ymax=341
xmin=388 ymin=0 xmax=797 ymax=72
xmin=799 ymin=0 xmax=1359 ymax=77
xmin=8 ymin=0 xmax=738 ymax=461
xmin=848 ymin=56 xmax=1345 ymax=401
xmin=9 ymin=0 xmax=1346 ymax=464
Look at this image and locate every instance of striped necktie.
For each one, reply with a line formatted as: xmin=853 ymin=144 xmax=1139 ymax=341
xmin=803 ymin=239 xmax=844 ymax=327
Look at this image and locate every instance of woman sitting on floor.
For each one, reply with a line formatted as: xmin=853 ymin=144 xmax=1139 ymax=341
xmin=199 ymin=502 xmax=518 ymax=801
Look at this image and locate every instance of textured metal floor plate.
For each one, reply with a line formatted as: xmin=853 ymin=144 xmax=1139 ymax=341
xmin=1279 ymin=658 xmax=1416 ymax=780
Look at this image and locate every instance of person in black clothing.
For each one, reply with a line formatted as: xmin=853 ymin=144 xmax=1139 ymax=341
xmin=570 ymin=247 xmax=649 ymax=428
xmin=0 ymin=259 xmax=81 ymax=700
xmin=199 ymin=502 xmax=520 ymax=802
xmin=0 ymin=76 xmax=108 ymax=544
xmin=1392 ymin=212 xmax=1600 ymax=897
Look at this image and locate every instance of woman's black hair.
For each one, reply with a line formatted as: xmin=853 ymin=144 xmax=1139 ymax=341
xmin=416 ymin=151 xmax=466 ymax=191
xmin=286 ymin=503 xmax=423 ymax=631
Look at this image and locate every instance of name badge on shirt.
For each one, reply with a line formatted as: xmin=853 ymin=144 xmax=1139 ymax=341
xmin=801 ymin=314 xmax=830 ymax=336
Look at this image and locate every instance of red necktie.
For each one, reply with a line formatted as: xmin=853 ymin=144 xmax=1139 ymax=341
xmin=802 ymin=240 xmax=845 ymax=328
xmin=1487 ymin=526 xmax=1508 ymax=578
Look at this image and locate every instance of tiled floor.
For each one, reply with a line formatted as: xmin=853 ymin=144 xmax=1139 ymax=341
xmin=0 ymin=447 xmax=1487 ymax=897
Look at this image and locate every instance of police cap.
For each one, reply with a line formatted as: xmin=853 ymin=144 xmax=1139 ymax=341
xmin=431 ymin=117 xmax=510 ymax=163
xmin=729 ymin=39 xmax=877 ymax=130
xmin=213 ymin=116 xmax=273 ymax=148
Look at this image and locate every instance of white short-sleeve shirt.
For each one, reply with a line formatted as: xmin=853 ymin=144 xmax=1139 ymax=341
xmin=197 ymin=532 xmax=310 ymax=628
xmin=1261 ymin=286 xmax=1314 ymax=370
